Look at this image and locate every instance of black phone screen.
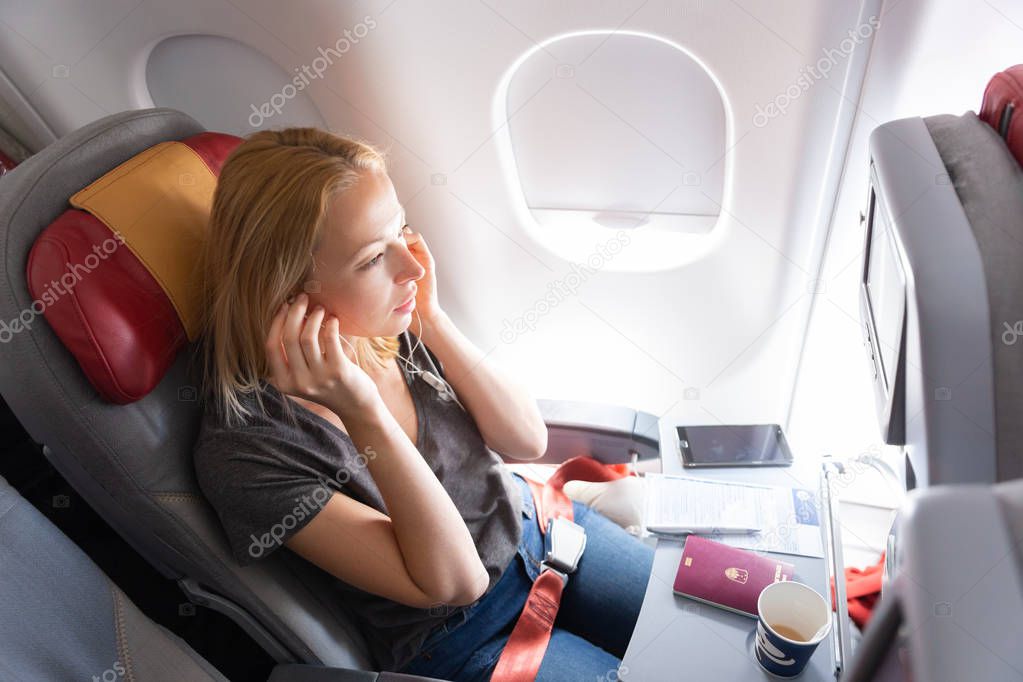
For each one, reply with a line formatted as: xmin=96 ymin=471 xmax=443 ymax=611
xmin=677 ymin=424 xmax=793 ymax=467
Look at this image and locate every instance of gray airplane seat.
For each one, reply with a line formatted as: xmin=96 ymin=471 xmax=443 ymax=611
xmin=0 ymin=472 xmax=229 ymax=681
xmin=0 ymin=107 xmax=448 ymax=678
xmin=848 ymin=68 xmax=1023 ymax=682
xmin=0 ymin=107 xmax=658 ymax=682
xmin=843 ymin=478 xmax=1023 ymax=682
xmin=863 ymin=107 xmax=1023 ymax=488
xmin=0 ymin=471 xmax=439 ymax=682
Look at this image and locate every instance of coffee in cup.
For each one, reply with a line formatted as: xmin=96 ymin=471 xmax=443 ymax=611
xmin=754 ymin=581 xmax=831 ymax=678
xmin=768 ymin=623 xmax=808 ymax=642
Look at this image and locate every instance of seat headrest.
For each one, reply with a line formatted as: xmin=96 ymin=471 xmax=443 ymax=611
xmin=980 ymin=64 xmax=1023 ymax=168
xmin=25 ymin=131 xmax=243 ymax=404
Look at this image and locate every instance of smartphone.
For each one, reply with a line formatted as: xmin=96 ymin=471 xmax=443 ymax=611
xmin=677 ymin=424 xmax=794 ymax=468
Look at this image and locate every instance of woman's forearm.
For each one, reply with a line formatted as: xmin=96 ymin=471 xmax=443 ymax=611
xmin=340 ymin=398 xmax=489 ymax=605
xmin=420 ymin=311 xmax=548 ymax=460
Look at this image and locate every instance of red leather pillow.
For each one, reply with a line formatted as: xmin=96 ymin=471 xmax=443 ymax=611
xmin=980 ymin=65 xmax=1023 ymax=168
xmin=25 ymin=132 xmax=243 ymax=403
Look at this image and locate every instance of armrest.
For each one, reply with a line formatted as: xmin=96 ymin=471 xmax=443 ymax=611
xmin=267 ymin=664 xmax=450 ymax=682
xmin=499 ymin=398 xmax=659 ymax=466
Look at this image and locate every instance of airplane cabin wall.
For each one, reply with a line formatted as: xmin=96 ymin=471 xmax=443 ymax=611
xmin=0 ymin=0 xmax=881 ymax=446
xmin=787 ymin=0 xmax=1023 ymax=475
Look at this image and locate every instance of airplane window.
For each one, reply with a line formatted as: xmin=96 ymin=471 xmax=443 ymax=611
xmin=497 ymin=31 xmax=729 ymax=271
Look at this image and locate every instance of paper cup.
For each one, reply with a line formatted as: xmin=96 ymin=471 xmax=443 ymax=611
xmin=754 ymin=581 xmax=831 ymax=678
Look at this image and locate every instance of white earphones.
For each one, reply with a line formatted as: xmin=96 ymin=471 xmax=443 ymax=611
xmin=336 ymin=334 xmax=360 ymax=367
xmin=396 ymin=308 xmax=465 ymax=409
xmin=325 ymin=306 xmax=463 ymax=409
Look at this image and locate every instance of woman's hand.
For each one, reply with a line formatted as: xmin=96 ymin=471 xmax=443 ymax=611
xmin=265 ymin=294 xmax=381 ymax=419
xmin=402 ymin=227 xmax=443 ymax=337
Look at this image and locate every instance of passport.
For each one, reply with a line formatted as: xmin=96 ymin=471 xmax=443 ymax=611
xmin=672 ymin=535 xmax=796 ymax=618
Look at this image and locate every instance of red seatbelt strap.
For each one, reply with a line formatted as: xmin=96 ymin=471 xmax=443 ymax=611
xmin=490 ymin=456 xmax=635 ymax=682
xmin=487 ymin=570 xmax=565 ymax=681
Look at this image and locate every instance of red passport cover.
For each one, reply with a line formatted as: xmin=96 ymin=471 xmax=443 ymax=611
xmin=672 ymin=535 xmax=796 ymax=618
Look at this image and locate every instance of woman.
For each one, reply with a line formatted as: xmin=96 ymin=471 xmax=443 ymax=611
xmin=192 ymin=127 xmax=654 ymax=681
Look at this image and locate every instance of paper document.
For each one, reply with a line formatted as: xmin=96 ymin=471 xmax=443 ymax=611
xmin=643 ymin=473 xmax=824 ymax=558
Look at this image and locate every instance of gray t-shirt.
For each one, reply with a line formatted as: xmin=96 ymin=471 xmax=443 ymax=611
xmin=192 ymin=330 xmax=527 ymax=672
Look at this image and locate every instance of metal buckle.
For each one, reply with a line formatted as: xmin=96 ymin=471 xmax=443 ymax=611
xmin=540 ymin=516 xmax=586 ymax=588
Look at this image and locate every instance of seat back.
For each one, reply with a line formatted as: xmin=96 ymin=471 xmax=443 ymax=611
xmin=896 ymin=481 xmax=1023 ymax=681
xmin=0 ymin=473 xmax=229 ymax=681
xmin=865 ymin=110 xmax=1023 ymax=487
xmin=844 ymin=479 xmax=1023 ymax=682
xmin=0 ymin=108 xmax=372 ymax=669
xmin=926 ymin=112 xmax=1023 ymax=484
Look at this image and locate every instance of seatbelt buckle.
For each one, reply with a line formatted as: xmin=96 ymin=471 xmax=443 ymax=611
xmin=540 ymin=516 xmax=586 ymax=587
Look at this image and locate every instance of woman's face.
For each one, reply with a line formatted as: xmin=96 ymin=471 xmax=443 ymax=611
xmin=301 ymin=170 xmax=425 ymax=343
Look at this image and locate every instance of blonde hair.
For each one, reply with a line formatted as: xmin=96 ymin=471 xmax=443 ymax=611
xmin=197 ymin=127 xmax=400 ymax=428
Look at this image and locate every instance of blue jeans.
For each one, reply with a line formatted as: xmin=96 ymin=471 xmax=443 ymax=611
xmin=398 ymin=473 xmax=655 ymax=681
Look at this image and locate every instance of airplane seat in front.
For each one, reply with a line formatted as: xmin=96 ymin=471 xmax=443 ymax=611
xmin=865 ymin=97 xmax=1023 ymax=487
xmin=842 ymin=478 xmax=1023 ymax=682
xmin=0 ymin=471 xmax=444 ymax=682
xmin=0 ymin=107 xmax=383 ymax=672
xmin=0 ymin=472 xmax=230 ymax=681
xmin=923 ymin=109 xmax=1023 ymax=485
